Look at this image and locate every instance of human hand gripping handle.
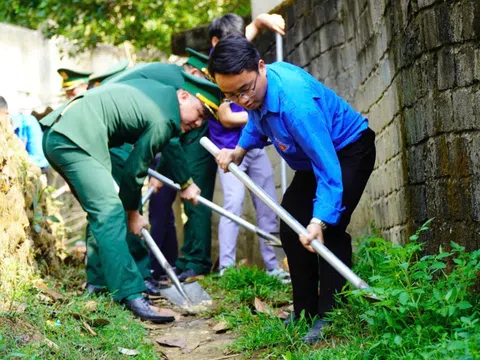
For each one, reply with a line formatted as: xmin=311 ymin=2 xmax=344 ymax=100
xmin=299 ymin=222 xmax=324 ymax=253
xmin=216 ymin=146 xmax=247 ymax=173
xmin=180 ymin=183 xmax=201 ymax=206
xmin=127 ymin=210 xmax=149 ymax=236
xmin=199 ymin=136 xmax=374 ymax=293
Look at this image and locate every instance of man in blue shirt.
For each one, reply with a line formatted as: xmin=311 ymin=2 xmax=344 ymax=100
xmin=209 ymin=36 xmax=376 ymax=344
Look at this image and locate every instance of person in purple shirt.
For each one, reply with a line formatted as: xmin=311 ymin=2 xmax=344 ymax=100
xmin=209 ymin=36 xmax=376 ymax=344
xmin=207 ymin=14 xmax=289 ymax=279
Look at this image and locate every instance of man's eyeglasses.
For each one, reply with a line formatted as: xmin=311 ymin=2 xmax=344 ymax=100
xmin=222 ymin=72 xmax=259 ymax=103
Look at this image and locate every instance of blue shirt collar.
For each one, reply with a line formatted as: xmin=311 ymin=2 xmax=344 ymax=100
xmin=259 ymin=67 xmax=280 ymax=117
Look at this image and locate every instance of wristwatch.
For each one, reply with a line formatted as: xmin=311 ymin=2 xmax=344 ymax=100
xmin=309 ymin=217 xmax=328 ymax=230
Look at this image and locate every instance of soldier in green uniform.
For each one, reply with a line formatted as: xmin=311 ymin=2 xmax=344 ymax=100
xmin=81 ymin=60 xmax=164 ymax=296
xmin=103 ymin=58 xmax=219 ymax=281
xmin=57 ymin=68 xmax=92 ymax=99
xmin=41 ymin=71 xmax=220 ymax=323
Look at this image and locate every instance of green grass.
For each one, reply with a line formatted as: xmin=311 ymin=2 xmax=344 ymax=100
xmin=0 ymin=266 xmax=159 ymax=360
xmin=202 ymin=221 xmax=480 ymax=359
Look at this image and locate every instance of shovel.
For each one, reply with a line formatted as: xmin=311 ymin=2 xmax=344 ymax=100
xmin=199 ymin=137 xmax=378 ymax=299
xmin=147 ymin=168 xmax=282 ymax=247
xmin=141 ymin=191 xmax=211 ymax=309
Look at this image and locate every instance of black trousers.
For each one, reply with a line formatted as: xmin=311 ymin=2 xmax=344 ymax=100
xmin=280 ymin=128 xmax=376 ymax=318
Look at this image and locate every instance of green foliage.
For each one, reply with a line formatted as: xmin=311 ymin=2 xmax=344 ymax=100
xmin=205 ymin=221 xmax=480 ymax=359
xmin=0 ymin=0 xmax=251 ymax=54
xmin=202 ymin=265 xmax=291 ymax=314
xmin=0 ymin=272 xmax=158 ymax=359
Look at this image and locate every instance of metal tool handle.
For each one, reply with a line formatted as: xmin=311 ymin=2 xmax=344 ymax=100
xmin=199 ymin=136 xmax=371 ymax=290
xmin=140 ymin=190 xmax=191 ymax=303
xmin=146 ymin=169 xmax=282 ymax=246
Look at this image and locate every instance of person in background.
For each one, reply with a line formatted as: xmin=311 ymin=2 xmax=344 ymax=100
xmin=207 ymin=14 xmax=289 ymax=279
xmin=209 ymin=36 xmax=376 ymax=344
xmin=0 ymin=96 xmax=49 ymax=172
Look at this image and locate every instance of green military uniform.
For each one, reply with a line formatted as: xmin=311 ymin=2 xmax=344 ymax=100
xmin=108 ymin=59 xmax=219 ymax=275
xmin=83 ymin=61 xmax=152 ymax=287
xmin=41 ymin=74 xmax=220 ymax=301
xmin=175 ymin=49 xmax=218 ymax=275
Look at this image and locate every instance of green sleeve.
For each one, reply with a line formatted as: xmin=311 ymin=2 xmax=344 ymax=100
xmin=155 ymin=137 xmax=192 ymax=187
xmin=119 ymin=124 xmax=168 ymax=210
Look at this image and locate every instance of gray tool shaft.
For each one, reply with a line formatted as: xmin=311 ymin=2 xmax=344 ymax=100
xmin=140 ymin=229 xmax=191 ymax=303
xmin=199 ymin=136 xmax=371 ymax=290
xmin=141 ymin=193 xmax=191 ymax=304
xmin=147 ymin=168 xmax=282 ymax=246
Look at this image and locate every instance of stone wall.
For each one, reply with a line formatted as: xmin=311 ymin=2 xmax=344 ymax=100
xmin=173 ymin=0 xmax=480 ymax=254
xmin=253 ymin=0 xmax=480 ymax=251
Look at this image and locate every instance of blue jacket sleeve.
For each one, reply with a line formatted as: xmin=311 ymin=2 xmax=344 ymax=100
xmin=237 ymin=116 xmax=269 ymax=150
xmin=287 ymin=98 xmax=345 ymax=225
xmin=25 ymin=115 xmax=49 ymax=168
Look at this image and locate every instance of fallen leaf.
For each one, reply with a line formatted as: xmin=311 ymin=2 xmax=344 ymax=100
xmin=156 ymin=337 xmax=187 ymax=348
xmin=90 ymin=318 xmax=110 ymax=327
xmin=274 ymin=309 xmax=289 ymax=320
xmin=43 ymin=289 xmax=63 ymax=301
xmin=212 ymin=321 xmax=230 ymax=333
xmin=118 ymin=347 xmax=139 ymax=356
xmin=281 ymin=257 xmax=289 ymax=272
xmin=84 ymin=300 xmax=97 ymax=312
xmin=82 ymin=321 xmax=97 ymax=336
xmin=36 ymin=293 xmax=52 ymax=304
xmin=121 ymin=326 xmax=128 ymax=330
xmin=254 ymin=297 xmax=273 ymax=315
xmin=181 ymin=340 xmax=200 ymax=354
xmin=236 ymin=258 xmax=249 ymax=268
xmin=43 ymin=337 xmax=59 ymax=351
xmin=149 ymin=307 xmax=180 ymax=319
xmin=184 ymin=275 xmax=205 ymax=283
xmin=33 ymin=279 xmax=48 ymax=290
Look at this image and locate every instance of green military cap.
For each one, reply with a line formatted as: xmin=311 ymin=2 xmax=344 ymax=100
xmin=185 ymin=48 xmax=211 ymax=78
xmin=181 ymin=70 xmax=221 ymax=117
xmin=57 ymin=68 xmax=92 ymax=90
xmin=88 ymin=60 xmax=130 ymax=86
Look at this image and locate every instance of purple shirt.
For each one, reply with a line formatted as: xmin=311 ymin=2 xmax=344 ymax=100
xmin=208 ymin=102 xmax=245 ymax=150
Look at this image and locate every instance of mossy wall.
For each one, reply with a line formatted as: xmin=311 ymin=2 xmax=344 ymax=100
xmin=0 ymin=122 xmax=66 ymax=300
xmin=173 ymin=0 xmax=480 ymax=253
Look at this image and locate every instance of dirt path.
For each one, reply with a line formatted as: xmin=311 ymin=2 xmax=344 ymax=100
xmin=146 ymin=299 xmax=240 ymax=360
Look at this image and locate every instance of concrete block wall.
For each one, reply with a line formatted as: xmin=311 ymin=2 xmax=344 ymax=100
xmin=0 ymin=23 xmax=128 ymax=114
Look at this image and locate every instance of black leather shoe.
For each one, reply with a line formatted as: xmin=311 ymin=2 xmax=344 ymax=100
xmin=177 ymin=269 xmax=199 ymax=282
xmin=144 ymin=279 xmax=161 ymax=296
xmin=86 ymin=284 xmax=108 ymax=295
xmin=301 ymin=319 xmax=330 ymax=344
xmin=283 ymin=313 xmax=300 ymax=327
xmin=124 ymin=296 xmax=175 ymax=324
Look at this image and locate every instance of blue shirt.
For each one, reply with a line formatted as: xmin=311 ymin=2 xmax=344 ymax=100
xmin=10 ymin=113 xmax=49 ymax=168
xmin=238 ymin=62 xmax=368 ymax=225
xmin=208 ymin=102 xmax=245 ymax=150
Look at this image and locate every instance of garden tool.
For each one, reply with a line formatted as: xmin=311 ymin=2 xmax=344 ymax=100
xmin=141 ymin=191 xmax=211 ymax=309
xmin=147 ymin=168 xmax=282 ymax=247
xmin=199 ymin=137 xmax=378 ymax=300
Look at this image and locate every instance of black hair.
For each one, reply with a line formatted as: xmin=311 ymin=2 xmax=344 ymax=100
xmin=0 ymin=96 xmax=7 ymax=110
xmin=208 ymin=35 xmax=261 ymax=78
xmin=208 ymin=14 xmax=246 ymax=41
